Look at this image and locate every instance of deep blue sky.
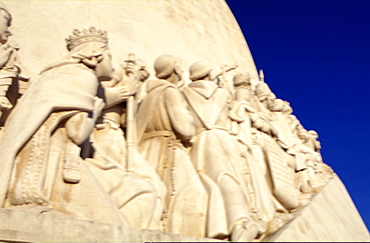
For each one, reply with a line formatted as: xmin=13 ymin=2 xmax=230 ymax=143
xmin=227 ymin=0 xmax=370 ymax=230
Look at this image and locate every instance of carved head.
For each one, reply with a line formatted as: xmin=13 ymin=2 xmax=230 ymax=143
xmin=66 ymin=27 xmax=113 ymax=80
xmin=282 ymin=101 xmax=293 ymax=115
xmin=298 ymin=129 xmax=310 ymax=143
xmin=308 ymin=130 xmax=319 ymax=140
xmin=268 ymin=98 xmax=285 ymax=112
xmin=135 ymin=58 xmax=150 ymax=82
xmin=255 ymin=81 xmax=273 ymax=102
xmin=189 ymin=61 xmax=212 ymax=81
xmin=155 ymin=54 xmax=183 ymax=81
xmin=233 ymin=72 xmax=252 ymax=101
xmin=235 ymin=88 xmax=251 ymax=102
xmin=233 ymin=72 xmax=251 ymax=89
xmin=0 ymin=2 xmax=12 ymax=45
xmin=308 ymin=130 xmax=321 ymax=150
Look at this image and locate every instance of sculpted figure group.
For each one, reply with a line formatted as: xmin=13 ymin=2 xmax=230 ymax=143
xmin=0 ymin=3 xmax=334 ymax=242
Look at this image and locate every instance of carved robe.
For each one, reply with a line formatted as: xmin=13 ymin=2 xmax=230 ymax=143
xmin=85 ymin=77 xmax=166 ymax=230
xmin=0 ymin=62 xmax=127 ymax=225
xmin=0 ymin=40 xmax=25 ymax=127
xmin=230 ymin=99 xmax=279 ymax=229
xmin=136 ymin=79 xmax=207 ymax=237
xmin=255 ymin=101 xmax=300 ymax=211
xmin=183 ymin=81 xmax=254 ymax=238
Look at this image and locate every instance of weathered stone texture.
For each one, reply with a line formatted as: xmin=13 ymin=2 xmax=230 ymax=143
xmin=0 ymin=208 xmax=221 ymax=242
xmin=264 ymin=175 xmax=370 ymax=242
xmin=5 ymin=1 xmax=258 ymax=83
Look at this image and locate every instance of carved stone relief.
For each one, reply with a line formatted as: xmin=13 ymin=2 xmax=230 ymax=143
xmin=0 ymin=1 xmax=343 ymax=242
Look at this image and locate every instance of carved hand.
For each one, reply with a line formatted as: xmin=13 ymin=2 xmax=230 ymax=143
xmin=93 ymin=97 xmax=105 ymax=119
xmin=0 ymin=47 xmax=13 ymax=69
xmin=0 ymin=96 xmax=12 ymax=110
xmin=118 ymin=85 xmax=130 ymax=96
xmin=124 ymin=62 xmax=140 ymax=76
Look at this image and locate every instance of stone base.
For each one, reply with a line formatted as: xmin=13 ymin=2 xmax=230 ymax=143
xmin=0 ymin=175 xmax=368 ymax=242
xmin=264 ymin=175 xmax=369 ymax=242
xmin=0 ymin=208 xmax=219 ymax=242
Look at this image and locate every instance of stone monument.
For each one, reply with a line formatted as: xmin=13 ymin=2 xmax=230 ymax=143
xmin=0 ymin=1 xmax=368 ymax=242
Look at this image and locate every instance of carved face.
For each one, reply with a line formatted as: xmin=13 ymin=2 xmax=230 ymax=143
xmin=95 ymin=50 xmax=114 ymax=81
xmin=0 ymin=10 xmax=11 ymax=45
xmin=235 ymin=87 xmax=251 ymax=101
xmin=298 ymin=130 xmax=309 ymax=142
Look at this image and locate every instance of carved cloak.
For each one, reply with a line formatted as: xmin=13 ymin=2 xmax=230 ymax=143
xmin=0 ymin=62 xmax=127 ymax=225
xmin=230 ymin=99 xmax=285 ymax=225
xmin=183 ymin=81 xmax=253 ymax=237
xmin=136 ymin=79 xmax=208 ymax=237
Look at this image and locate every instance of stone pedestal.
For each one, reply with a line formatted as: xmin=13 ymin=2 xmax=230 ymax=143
xmin=0 ymin=208 xmax=220 ymax=242
xmin=264 ymin=175 xmax=369 ymax=242
xmin=0 ymin=176 xmax=368 ymax=242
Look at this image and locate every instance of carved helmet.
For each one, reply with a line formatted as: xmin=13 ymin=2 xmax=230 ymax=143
xmin=255 ymin=81 xmax=275 ymax=101
xmin=154 ymin=54 xmax=179 ymax=79
xmin=189 ymin=61 xmax=212 ymax=81
xmin=233 ymin=72 xmax=251 ymax=88
xmin=308 ymin=130 xmax=319 ymax=139
xmin=269 ymin=98 xmax=285 ymax=112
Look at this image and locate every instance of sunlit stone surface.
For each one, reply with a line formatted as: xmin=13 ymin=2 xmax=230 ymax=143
xmin=0 ymin=1 xmax=368 ymax=242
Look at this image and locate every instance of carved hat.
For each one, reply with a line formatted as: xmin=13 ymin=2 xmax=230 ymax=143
xmin=255 ymin=81 xmax=275 ymax=101
xmin=0 ymin=2 xmax=11 ymax=25
xmin=66 ymin=27 xmax=108 ymax=51
xmin=233 ymin=72 xmax=251 ymax=88
xmin=154 ymin=54 xmax=179 ymax=79
xmin=308 ymin=130 xmax=318 ymax=139
xmin=189 ymin=61 xmax=212 ymax=81
xmin=269 ymin=98 xmax=285 ymax=112
xmin=283 ymin=101 xmax=293 ymax=114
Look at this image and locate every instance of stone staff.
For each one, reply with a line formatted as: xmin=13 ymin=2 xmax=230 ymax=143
xmin=214 ymin=63 xmax=238 ymax=88
xmin=124 ymin=53 xmax=138 ymax=173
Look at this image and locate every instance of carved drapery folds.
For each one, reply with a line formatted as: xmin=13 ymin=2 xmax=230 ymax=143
xmin=0 ymin=2 xmax=334 ymax=242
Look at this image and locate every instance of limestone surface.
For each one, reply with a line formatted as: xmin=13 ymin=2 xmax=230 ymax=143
xmin=264 ymin=175 xmax=369 ymax=242
xmin=5 ymin=1 xmax=259 ymax=84
xmin=0 ymin=1 xmax=367 ymax=242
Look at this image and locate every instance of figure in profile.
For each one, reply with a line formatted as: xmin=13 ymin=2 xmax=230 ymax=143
xmin=183 ymin=61 xmax=259 ymax=242
xmin=231 ymin=72 xmax=294 ymax=237
xmin=0 ymin=27 xmax=129 ymax=225
xmin=85 ymin=53 xmax=166 ymax=230
xmin=136 ymin=54 xmax=207 ymax=237
xmin=0 ymin=2 xmax=28 ymax=128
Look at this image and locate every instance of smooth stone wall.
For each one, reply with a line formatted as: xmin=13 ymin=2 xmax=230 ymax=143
xmin=4 ymin=1 xmax=259 ymax=85
xmin=264 ymin=175 xmax=370 ymax=242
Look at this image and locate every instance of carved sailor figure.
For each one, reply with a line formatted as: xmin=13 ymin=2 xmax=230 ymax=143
xmin=85 ymin=53 xmax=166 ymax=230
xmin=230 ymin=72 xmax=293 ymax=237
xmin=183 ymin=61 xmax=259 ymax=242
xmin=250 ymin=81 xmax=301 ymax=213
xmin=0 ymin=2 xmax=28 ymax=128
xmin=0 ymin=27 xmax=130 ymax=225
xmin=136 ymin=54 xmax=207 ymax=237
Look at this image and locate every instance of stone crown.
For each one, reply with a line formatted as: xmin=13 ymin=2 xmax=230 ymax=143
xmin=66 ymin=27 xmax=108 ymax=51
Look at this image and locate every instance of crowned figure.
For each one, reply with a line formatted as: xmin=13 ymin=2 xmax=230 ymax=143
xmin=0 ymin=27 xmax=131 ymax=225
